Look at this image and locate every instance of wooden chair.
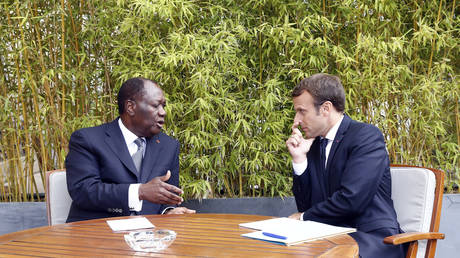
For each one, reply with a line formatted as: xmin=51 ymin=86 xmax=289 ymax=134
xmin=45 ymin=169 xmax=72 ymax=225
xmin=384 ymin=165 xmax=445 ymax=258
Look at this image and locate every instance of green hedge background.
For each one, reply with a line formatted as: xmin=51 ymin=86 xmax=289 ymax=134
xmin=0 ymin=0 xmax=458 ymax=201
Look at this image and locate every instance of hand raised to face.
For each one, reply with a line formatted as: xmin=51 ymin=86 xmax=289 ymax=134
xmin=286 ymin=120 xmax=314 ymax=163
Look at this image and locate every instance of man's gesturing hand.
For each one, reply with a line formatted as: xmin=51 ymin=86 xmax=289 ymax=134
xmin=286 ymin=121 xmax=314 ymax=163
xmin=139 ymin=170 xmax=184 ymax=205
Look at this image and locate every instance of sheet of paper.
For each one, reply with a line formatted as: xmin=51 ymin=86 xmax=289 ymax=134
xmin=106 ymin=217 xmax=155 ymax=231
xmin=240 ymin=217 xmax=356 ymax=245
xmin=240 ymin=217 xmax=293 ymax=230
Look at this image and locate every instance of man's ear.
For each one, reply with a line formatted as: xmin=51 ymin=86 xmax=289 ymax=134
xmin=321 ymin=101 xmax=333 ymax=116
xmin=125 ymin=100 xmax=136 ymax=116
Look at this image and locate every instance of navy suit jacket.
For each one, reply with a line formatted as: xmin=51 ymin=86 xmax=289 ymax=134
xmin=292 ymin=115 xmax=403 ymax=257
xmin=65 ymin=118 xmax=180 ymax=222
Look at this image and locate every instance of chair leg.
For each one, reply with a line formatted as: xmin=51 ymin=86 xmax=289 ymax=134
xmin=406 ymin=241 xmax=418 ymax=258
xmin=426 ymin=239 xmax=438 ymax=258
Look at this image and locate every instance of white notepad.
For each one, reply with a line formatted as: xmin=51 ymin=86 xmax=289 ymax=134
xmin=106 ymin=217 xmax=155 ymax=231
xmin=240 ymin=217 xmax=356 ymax=245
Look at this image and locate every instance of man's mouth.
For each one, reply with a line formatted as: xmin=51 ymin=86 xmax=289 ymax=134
xmin=157 ymin=120 xmax=165 ymax=128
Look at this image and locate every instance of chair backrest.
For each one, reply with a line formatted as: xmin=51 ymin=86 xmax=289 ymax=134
xmin=45 ymin=169 xmax=72 ymax=225
xmin=390 ymin=165 xmax=444 ymax=258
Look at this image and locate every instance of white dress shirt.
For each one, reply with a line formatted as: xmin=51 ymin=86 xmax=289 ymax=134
xmin=118 ymin=119 xmax=144 ymax=212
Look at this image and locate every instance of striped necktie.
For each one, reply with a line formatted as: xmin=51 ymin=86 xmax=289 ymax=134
xmin=132 ymin=138 xmax=145 ymax=173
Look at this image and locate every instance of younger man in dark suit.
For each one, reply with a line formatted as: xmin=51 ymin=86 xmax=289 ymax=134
xmin=65 ymin=77 xmax=194 ymax=222
xmin=286 ymin=73 xmax=405 ymax=257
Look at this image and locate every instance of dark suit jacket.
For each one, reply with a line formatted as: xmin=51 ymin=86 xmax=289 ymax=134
xmin=65 ymin=118 xmax=180 ymax=222
xmin=292 ymin=114 xmax=404 ymax=257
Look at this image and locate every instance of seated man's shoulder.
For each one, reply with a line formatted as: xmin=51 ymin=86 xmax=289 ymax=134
xmin=71 ymin=122 xmax=110 ymax=139
xmin=350 ymin=120 xmax=382 ymax=134
xmin=156 ymin=132 xmax=179 ymax=145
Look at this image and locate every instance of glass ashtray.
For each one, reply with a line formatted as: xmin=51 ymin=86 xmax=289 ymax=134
xmin=124 ymin=229 xmax=177 ymax=252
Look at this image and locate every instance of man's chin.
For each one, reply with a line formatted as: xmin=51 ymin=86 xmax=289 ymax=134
xmin=144 ymin=128 xmax=161 ymax=138
xmin=304 ymin=133 xmax=316 ymax=139
xmin=151 ymin=127 xmax=162 ymax=135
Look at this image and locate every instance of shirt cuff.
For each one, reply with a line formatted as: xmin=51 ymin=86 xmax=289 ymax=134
xmin=299 ymin=212 xmax=304 ymax=221
xmin=128 ymin=184 xmax=143 ymax=212
xmin=293 ymin=159 xmax=308 ymax=176
xmin=161 ymin=206 xmax=175 ymax=214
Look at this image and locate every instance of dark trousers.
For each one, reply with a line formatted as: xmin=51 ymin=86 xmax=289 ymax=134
xmin=350 ymin=228 xmax=407 ymax=258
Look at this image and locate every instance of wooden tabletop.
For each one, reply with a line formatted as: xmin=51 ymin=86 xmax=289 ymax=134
xmin=0 ymin=213 xmax=358 ymax=257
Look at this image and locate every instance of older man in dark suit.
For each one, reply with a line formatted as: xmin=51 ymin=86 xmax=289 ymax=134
xmin=65 ymin=77 xmax=194 ymax=222
xmin=286 ymin=73 xmax=406 ymax=257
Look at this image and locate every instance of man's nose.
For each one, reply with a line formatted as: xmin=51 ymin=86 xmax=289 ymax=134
xmin=158 ymin=106 xmax=166 ymax=116
xmin=294 ymin=113 xmax=301 ymax=121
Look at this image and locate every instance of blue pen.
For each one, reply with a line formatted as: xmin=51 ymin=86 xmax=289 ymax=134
xmin=262 ymin=232 xmax=287 ymax=240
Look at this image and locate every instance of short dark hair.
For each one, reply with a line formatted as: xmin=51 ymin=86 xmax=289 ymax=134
xmin=292 ymin=73 xmax=345 ymax=112
xmin=117 ymin=77 xmax=157 ymax=115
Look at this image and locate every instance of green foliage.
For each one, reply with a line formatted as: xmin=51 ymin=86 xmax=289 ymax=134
xmin=0 ymin=0 xmax=458 ymax=201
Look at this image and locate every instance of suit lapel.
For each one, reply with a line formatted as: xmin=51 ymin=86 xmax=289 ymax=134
xmin=105 ymin=119 xmax=139 ymax=179
xmin=140 ymin=134 xmax=162 ymax=183
xmin=326 ymin=114 xmax=351 ymax=173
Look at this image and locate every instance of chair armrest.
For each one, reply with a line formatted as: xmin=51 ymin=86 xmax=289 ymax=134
xmin=384 ymin=232 xmax=445 ymax=245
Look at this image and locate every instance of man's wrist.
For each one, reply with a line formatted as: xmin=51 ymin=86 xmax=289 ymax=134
xmin=293 ymin=159 xmax=308 ymax=176
xmin=138 ymin=184 xmax=145 ymax=201
xmin=292 ymin=156 xmax=307 ymax=164
xmin=128 ymin=184 xmax=143 ymax=212
xmin=162 ymin=207 xmax=175 ymax=214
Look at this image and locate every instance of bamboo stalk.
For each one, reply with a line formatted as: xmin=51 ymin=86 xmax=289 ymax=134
xmin=412 ymin=0 xmax=419 ymax=85
xmin=427 ymin=0 xmax=443 ymax=75
xmin=31 ymin=2 xmax=52 ymax=175
xmin=456 ymin=100 xmax=460 ymax=152
xmin=66 ymin=0 xmax=84 ymax=117
xmin=16 ymin=2 xmax=49 ymax=199
xmin=451 ymin=0 xmax=456 ymax=19
xmin=58 ymin=0 xmax=67 ymax=168
xmin=11 ymin=3 xmax=32 ymax=201
xmin=48 ymin=26 xmax=61 ymax=168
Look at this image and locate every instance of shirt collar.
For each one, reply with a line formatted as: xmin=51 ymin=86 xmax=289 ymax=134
xmin=118 ymin=118 xmax=140 ymax=146
xmin=324 ymin=115 xmax=344 ymax=141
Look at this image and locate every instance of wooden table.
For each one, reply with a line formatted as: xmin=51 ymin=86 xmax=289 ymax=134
xmin=0 ymin=214 xmax=358 ymax=257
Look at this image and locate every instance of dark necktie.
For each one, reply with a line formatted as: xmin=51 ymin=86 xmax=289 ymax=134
xmin=320 ymin=138 xmax=328 ymax=171
xmin=132 ymin=138 xmax=145 ymax=173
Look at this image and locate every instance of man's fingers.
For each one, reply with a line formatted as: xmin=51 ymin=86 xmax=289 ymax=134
xmin=159 ymin=185 xmax=183 ymax=203
xmin=291 ymin=120 xmax=300 ymax=132
xmin=292 ymin=127 xmax=302 ymax=136
xmin=288 ymin=212 xmax=302 ymax=220
xmin=287 ymin=137 xmax=297 ymax=147
xmin=166 ymin=207 xmax=196 ymax=214
xmin=162 ymin=181 xmax=184 ymax=195
xmin=286 ymin=138 xmax=298 ymax=150
xmin=287 ymin=133 xmax=304 ymax=147
xmin=161 ymin=189 xmax=184 ymax=204
xmin=160 ymin=170 xmax=171 ymax=182
xmin=185 ymin=208 xmax=196 ymax=214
